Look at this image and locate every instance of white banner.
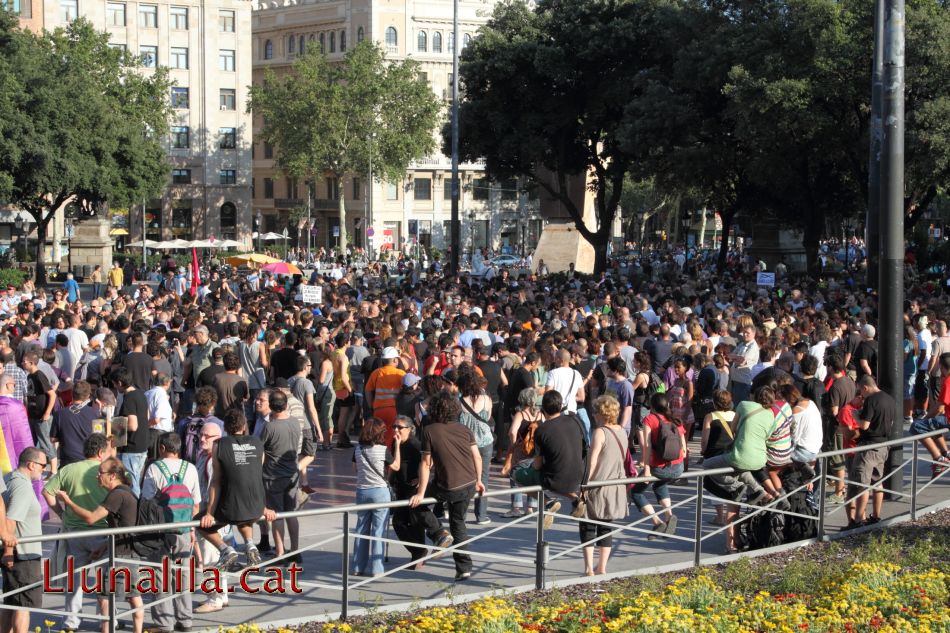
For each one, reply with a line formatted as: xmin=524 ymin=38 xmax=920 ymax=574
xmin=301 ymin=285 xmax=323 ymax=305
xmin=756 ymin=272 xmax=776 ymax=287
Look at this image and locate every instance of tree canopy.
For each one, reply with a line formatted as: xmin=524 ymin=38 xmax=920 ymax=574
xmin=0 ymin=14 xmax=171 ymax=282
xmin=248 ymin=41 xmax=442 ymax=252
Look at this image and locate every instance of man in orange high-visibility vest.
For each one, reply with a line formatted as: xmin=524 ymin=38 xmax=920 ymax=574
xmin=365 ymin=347 xmax=406 ymax=444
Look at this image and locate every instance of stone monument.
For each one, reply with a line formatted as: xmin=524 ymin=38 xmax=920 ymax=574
xmin=531 ymin=170 xmax=598 ymax=274
xmin=68 ymin=217 xmax=113 ymax=280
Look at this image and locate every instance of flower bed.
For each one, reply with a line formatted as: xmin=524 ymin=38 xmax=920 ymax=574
xmin=316 ymin=563 xmax=949 ymax=633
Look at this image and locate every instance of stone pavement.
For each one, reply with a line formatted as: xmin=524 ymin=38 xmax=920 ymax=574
xmin=30 ymin=431 xmax=950 ymax=631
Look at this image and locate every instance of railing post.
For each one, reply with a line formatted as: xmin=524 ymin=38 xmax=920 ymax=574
xmin=817 ymin=457 xmax=827 ymax=540
xmin=341 ymin=511 xmax=350 ymax=622
xmin=910 ymin=439 xmax=919 ymax=521
xmin=535 ymin=489 xmax=545 ymax=590
xmin=693 ymin=475 xmax=703 ymax=566
xmin=108 ymin=534 xmax=116 ymax=633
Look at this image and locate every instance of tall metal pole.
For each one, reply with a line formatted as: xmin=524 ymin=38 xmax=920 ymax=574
xmin=142 ymin=199 xmax=148 ymax=269
xmin=866 ymin=0 xmax=884 ymax=290
xmin=368 ymin=139 xmax=374 ymax=260
xmin=449 ymin=0 xmax=461 ymax=274
xmin=879 ymin=0 xmax=905 ymax=495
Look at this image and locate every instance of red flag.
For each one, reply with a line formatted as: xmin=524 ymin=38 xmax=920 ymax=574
xmin=190 ymin=247 xmax=200 ymax=296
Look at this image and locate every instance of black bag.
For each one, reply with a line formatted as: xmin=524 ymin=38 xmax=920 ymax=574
xmin=131 ymin=496 xmax=177 ymax=558
xmin=651 ymin=416 xmax=682 ymax=462
xmin=780 ymin=470 xmax=818 ymax=542
xmin=735 ymin=510 xmax=785 ymax=551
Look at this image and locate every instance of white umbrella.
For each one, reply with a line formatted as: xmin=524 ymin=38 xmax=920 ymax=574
xmin=260 ymin=232 xmax=285 ymax=241
xmin=168 ymin=239 xmax=193 ymax=249
xmin=127 ymin=239 xmax=164 ymax=248
xmin=189 ymin=240 xmax=213 ymax=248
xmin=213 ymin=239 xmax=244 ymax=249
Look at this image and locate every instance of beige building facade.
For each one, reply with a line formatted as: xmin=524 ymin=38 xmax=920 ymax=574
xmin=251 ymin=0 xmax=543 ymax=256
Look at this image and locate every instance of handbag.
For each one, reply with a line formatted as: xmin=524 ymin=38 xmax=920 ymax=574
xmin=360 ymin=446 xmax=397 ymax=502
xmin=606 ymin=426 xmax=639 ymax=490
xmin=513 ymin=461 xmax=541 ymax=486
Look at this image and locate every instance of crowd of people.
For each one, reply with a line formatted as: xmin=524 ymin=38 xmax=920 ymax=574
xmin=0 ymin=243 xmax=946 ymax=631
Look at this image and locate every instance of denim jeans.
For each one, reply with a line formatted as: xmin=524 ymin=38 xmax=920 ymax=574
xmin=119 ymin=451 xmax=147 ymax=498
xmin=630 ymin=462 xmax=684 ymax=510
xmin=418 ymin=484 xmax=475 ymax=575
xmin=473 ymin=444 xmax=492 ymax=521
xmin=575 ymin=408 xmax=592 ymax=446
xmin=509 ymin=458 xmax=539 ymax=510
xmin=351 ymin=486 xmax=391 ymax=576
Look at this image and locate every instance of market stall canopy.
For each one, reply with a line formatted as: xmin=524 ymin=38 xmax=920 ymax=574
xmin=259 ymin=232 xmax=286 ymax=241
xmin=226 ymin=253 xmax=281 ymax=268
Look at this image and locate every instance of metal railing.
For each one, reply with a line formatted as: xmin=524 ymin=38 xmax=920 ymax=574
xmin=4 ymin=429 xmax=948 ymax=629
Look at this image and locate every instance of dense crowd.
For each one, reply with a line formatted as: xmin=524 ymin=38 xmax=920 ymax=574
xmin=0 ymin=245 xmax=946 ymax=633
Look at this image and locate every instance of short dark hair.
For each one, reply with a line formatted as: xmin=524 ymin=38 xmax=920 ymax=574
xmin=84 ymin=433 xmax=109 ymax=458
xmin=223 ymin=352 xmax=241 ymax=371
xmin=606 ymin=356 xmax=627 ymax=375
xmin=18 ymin=447 xmax=45 ymax=468
xmin=799 ymin=354 xmax=818 ymax=377
xmin=223 ymin=409 xmax=247 ymax=435
xmin=158 ymin=432 xmax=182 ymax=455
xmin=268 ymin=389 xmax=288 ymax=413
xmin=110 ymin=367 xmax=133 ymax=389
xmin=541 ymin=390 xmax=563 ymax=416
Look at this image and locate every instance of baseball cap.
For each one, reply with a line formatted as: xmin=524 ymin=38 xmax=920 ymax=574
xmin=274 ymin=377 xmax=291 ymax=389
xmin=402 ymin=373 xmax=421 ymax=388
xmin=381 ymin=346 xmax=399 ymax=360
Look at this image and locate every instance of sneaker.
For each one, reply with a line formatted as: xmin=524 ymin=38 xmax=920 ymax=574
xmin=844 ymin=519 xmax=864 ymax=531
xmin=433 ymin=530 xmax=454 ymax=559
xmin=174 ymin=624 xmax=192 ymax=633
xmin=474 ymin=517 xmax=491 ymax=525
xmin=246 ymin=547 xmax=262 ymax=567
xmin=543 ymin=500 xmax=561 ymax=530
xmin=194 ymin=602 xmax=225 ymax=614
xmin=213 ymin=549 xmax=239 ymax=571
xmin=931 ymin=456 xmax=949 ymax=480
xmin=501 ymin=508 xmax=525 ymax=518
xmin=826 ymin=493 xmax=847 ymax=505
xmin=863 ymin=516 xmax=881 ymax=527
xmin=647 ymin=522 xmax=666 ymax=541
xmin=745 ymin=488 xmax=769 ymax=506
xmin=454 ymin=571 xmax=472 ymax=582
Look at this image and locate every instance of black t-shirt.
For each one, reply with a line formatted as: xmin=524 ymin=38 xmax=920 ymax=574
xmin=858 ymin=391 xmax=897 ymax=445
xmin=115 ymin=331 xmax=130 ymax=355
xmin=216 ymin=434 xmax=266 ymax=522
xmin=26 ymin=370 xmax=52 ymax=420
xmin=51 ymin=404 xmax=102 ymax=467
xmin=122 ymin=351 xmax=155 ymax=391
xmin=476 ymin=359 xmax=504 ymax=403
xmin=853 ymin=340 xmax=878 ymax=378
xmin=695 ymin=365 xmax=719 ymax=401
xmin=197 ymin=364 xmax=226 ymax=389
xmin=826 ymin=375 xmax=856 ymax=416
xmin=270 ymin=348 xmax=299 ymax=382
xmin=390 ymin=436 xmax=422 ymax=496
xmin=506 ymin=367 xmax=535 ymax=409
xmin=101 ymin=485 xmax=138 ymax=556
xmin=534 ymin=414 xmax=586 ymax=495
xmin=118 ymin=388 xmax=149 ymax=453
xmin=844 ymin=332 xmax=863 ymax=370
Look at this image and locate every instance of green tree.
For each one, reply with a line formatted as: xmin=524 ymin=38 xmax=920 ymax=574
xmin=0 ymin=15 xmax=171 ymax=284
xmin=249 ymin=41 xmax=442 ymax=252
xmin=452 ymin=0 xmax=683 ymax=274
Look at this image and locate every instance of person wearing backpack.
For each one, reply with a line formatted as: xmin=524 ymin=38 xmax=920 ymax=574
xmin=630 ymin=393 xmax=687 ymax=539
xmin=499 ymin=388 xmax=542 ymax=517
xmin=141 ymin=433 xmax=201 ymax=633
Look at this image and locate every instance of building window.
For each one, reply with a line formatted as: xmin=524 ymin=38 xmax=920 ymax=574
xmin=219 ymin=127 xmax=237 ymax=149
xmin=170 ymin=6 xmax=188 ymax=30
xmin=432 ymin=32 xmax=442 ymax=53
xmin=340 ymin=30 xmax=346 ymax=52
xmin=108 ymin=43 xmax=127 ymax=56
xmin=60 ymin=0 xmax=78 ymax=22
xmin=352 ymin=178 xmax=360 ymax=200
xmin=501 ymin=178 xmax=517 ymax=201
xmin=414 ymin=178 xmax=432 ymax=201
xmin=171 ymin=87 xmax=189 ymax=109
xmin=299 ymin=35 xmax=305 ymax=54
xmin=138 ymin=4 xmax=157 ymax=27
xmin=171 ymin=169 xmax=191 ymax=184
xmin=385 ymin=26 xmax=397 ymax=49
xmin=219 ymin=9 xmax=234 ymax=32
xmin=263 ymin=178 xmax=274 ymax=199
xmin=219 ymin=88 xmax=236 ymax=110
xmin=145 ymin=201 xmax=162 ymax=241
xmin=329 ymin=32 xmax=335 ymax=53
xmin=220 ymin=203 xmax=237 ymax=239
xmin=286 ymin=178 xmax=297 ymax=199
xmin=140 ymin=45 xmax=157 ymax=68
xmin=417 ymin=31 xmax=427 ymax=52
xmin=472 ymin=177 xmax=489 ymax=201
xmin=327 ymin=178 xmax=339 ymax=200
xmin=264 ymin=142 xmax=273 ymax=159
xmin=171 ymin=200 xmax=192 ymax=238
xmin=448 ymin=32 xmax=455 ymax=53
xmin=387 ymin=182 xmax=399 ymax=200
xmin=444 ymin=176 xmax=455 ymax=200
xmin=219 ymin=170 xmax=237 ymax=185
xmin=263 ymin=39 xmax=273 ymax=60
xmin=357 ymin=26 xmax=364 ymax=43
xmin=319 ymin=33 xmax=325 ymax=53
xmin=288 ymin=35 xmax=295 ymax=54
xmin=170 ymin=47 xmax=188 ymax=69
xmin=219 ymin=49 xmax=235 ymax=71
xmin=463 ymin=33 xmax=472 ymax=49
xmin=106 ymin=2 xmax=126 ymax=26
xmin=170 ymin=126 xmax=189 ymax=149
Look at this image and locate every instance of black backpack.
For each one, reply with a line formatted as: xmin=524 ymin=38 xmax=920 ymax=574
xmin=131 ymin=496 xmax=177 ymax=558
xmin=780 ymin=470 xmax=818 ymax=542
xmin=651 ymin=416 xmax=682 ymax=462
xmin=735 ymin=510 xmax=785 ymax=551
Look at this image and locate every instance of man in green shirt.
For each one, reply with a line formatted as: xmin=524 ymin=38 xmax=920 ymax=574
xmin=42 ymin=433 xmax=111 ymax=632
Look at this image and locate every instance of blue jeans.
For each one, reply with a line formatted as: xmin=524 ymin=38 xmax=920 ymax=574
xmin=120 ymin=451 xmax=147 ymax=498
xmin=351 ymin=487 xmax=391 ymax=576
xmin=630 ymin=462 xmax=684 ymax=510
xmin=509 ymin=458 xmax=539 ymax=510
xmin=473 ymin=444 xmax=492 ymax=521
xmin=575 ymin=408 xmax=592 ymax=446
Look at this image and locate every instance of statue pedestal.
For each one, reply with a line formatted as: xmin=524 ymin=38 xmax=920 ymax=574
xmin=532 ymin=222 xmax=596 ymax=274
xmin=69 ymin=218 xmax=113 ymax=280
xmin=745 ymin=221 xmax=807 ymax=273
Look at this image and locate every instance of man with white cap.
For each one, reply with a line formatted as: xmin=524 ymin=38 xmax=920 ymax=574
xmin=365 ymin=346 xmax=406 ymax=444
xmin=854 ymin=324 xmax=878 ymax=380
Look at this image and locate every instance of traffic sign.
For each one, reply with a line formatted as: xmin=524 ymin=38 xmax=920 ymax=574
xmin=367 ymin=227 xmax=375 ymax=237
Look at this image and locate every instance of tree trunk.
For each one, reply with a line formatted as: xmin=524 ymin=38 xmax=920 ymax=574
xmin=802 ymin=217 xmax=822 ymax=276
xmin=717 ymin=210 xmax=734 ymax=273
xmin=34 ymin=215 xmax=49 ymax=287
xmin=337 ymin=180 xmax=348 ymax=254
xmin=592 ymin=229 xmax=609 ymax=275
xmin=698 ymin=207 xmax=708 ymax=248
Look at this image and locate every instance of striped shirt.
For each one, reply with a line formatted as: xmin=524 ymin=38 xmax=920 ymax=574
xmin=766 ymin=401 xmax=794 ymax=467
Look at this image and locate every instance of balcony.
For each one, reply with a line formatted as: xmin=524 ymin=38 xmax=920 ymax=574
xmin=274 ymin=198 xmax=305 ymax=209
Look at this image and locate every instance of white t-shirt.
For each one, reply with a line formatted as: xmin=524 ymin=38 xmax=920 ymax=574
xmin=791 ymin=400 xmax=823 ymax=454
xmin=141 ymin=458 xmax=202 ymax=506
xmin=809 ymin=341 xmax=830 ymax=381
xmin=145 ymin=387 xmax=174 ymax=432
xmin=545 ymin=366 xmax=584 ymax=413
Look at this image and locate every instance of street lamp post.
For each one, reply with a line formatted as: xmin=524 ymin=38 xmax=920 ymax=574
xmin=468 ymin=211 xmax=475 ymax=265
xmin=257 ymin=212 xmax=263 ymax=253
xmin=282 ymin=226 xmax=289 ymax=260
xmin=66 ymin=217 xmax=74 ymax=274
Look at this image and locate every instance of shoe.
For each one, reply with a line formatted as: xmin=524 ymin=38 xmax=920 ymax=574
xmin=745 ymin=489 xmax=770 ymax=506
xmin=474 ymin=517 xmax=491 ymax=525
xmin=844 ymin=519 xmax=864 ymax=531
xmin=213 ymin=549 xmax=239 ymax=571
xmin=501 ymin=508 xmax=525 ymax=518
xmin=174 ymin=624 xmax=192 ymax=633
xmin=570 ymin=499 xmax=587 ymax=518
xmin=543 ymin=500 xmax=561 ymax=530
xmin=663 ymin=516 xmax=678 ymax=534
xmin=647 ymin=522 xmax=667 ymax=540
xmin=826 ymin=493 xmax=847 ymax=505
xmin=194 ymin=603 xmax=224 ymax=614
xmin=255 ymin=540 xmax=273 ymax=553
xmin=931 ymin=456 xmax=949 ymax=480
xmin=246 ymin=547 xmax=262 ymax=567
xmin=433 ymin=530 xmax=453 ymax=559
xmin=862 ymin=516 xmax=881 ymax=527
xmin=454 ymin=571 xmax=472 ymax=582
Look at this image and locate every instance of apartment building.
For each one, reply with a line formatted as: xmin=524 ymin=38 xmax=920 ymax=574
xmin=251 ymin=0 xmax=543 ymax=255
